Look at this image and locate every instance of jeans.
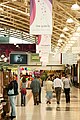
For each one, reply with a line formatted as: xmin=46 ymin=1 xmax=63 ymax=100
xmin=9 ymin=96 xmax=16 ymax=116
xmin=21 ymin=94 xmax=26 ymax=106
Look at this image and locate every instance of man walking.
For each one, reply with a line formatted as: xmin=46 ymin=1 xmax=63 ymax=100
xmin=30 ymin=75 xmax=40 ymax=105
xmin=54 ymin=75 xmax=63 ymax=105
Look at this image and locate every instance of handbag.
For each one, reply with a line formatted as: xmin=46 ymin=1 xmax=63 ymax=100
xmin=8 ymin=89 xmax=14 ymax=95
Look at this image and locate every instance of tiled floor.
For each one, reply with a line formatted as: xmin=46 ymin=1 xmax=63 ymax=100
xmin=14 ymin=86 xmax=80 ymax=120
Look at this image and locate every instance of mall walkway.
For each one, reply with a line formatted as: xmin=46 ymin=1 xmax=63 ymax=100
xmin=14 ymin=87 xmax=80 ymax=120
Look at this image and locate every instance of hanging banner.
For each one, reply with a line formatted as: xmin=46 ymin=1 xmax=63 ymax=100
xmin=38 ymin=34 xmax=51 ymax=53
xmin=30 ymin=0 xmax=52 ymax=35
xmin=38 ymin=35 xmax=51 ymax=65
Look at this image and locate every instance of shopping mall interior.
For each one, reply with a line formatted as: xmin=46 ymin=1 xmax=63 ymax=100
xmin=0 ymin=0 xmax=80 ymax=120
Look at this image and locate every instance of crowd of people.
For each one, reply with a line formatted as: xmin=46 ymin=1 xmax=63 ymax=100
xmin=45 ymin=74 xmax=72 ymax=105
xmin=6 ymin=73 xmax=72 ymax=119
xmin=29 ymin=73 xmax=72 ymax=106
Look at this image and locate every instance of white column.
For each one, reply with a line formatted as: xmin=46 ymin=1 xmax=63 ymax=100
xmin=16 ymin=65 xmax=21 ymax=106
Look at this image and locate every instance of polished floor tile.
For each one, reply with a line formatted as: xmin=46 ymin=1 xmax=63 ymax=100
xmin=13 ymin=87 xmax=80 ymax=120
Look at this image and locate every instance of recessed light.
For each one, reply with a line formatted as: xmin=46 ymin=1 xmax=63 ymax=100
xmin=63 ymin=27 xmax=69 ymax=31
xmin=60 ymin=33 xmax=65 ymax=38
xmin=71 ymin=3 xmax=80 ymax=10
xmin=66 ymin=18 xmax=74 ymax=23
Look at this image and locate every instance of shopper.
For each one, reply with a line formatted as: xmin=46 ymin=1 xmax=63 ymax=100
xmin=8 ymin=75 xmax=18 ymax=119
xmin=20 ymin=76 xmax=27 ymax=106
xmin=11 ymin=75 xmax=18 ymax=96
xmin=30 ymin=75 xmax=40 ymax=105
xmin=63 ymin=74 xmax=72 ymax=103
xmin=54 ymin=75 xmax=63 ymax=105
xmin=38 ymin=76 xmax=42 ymax=103
xmin=45 ymin=77 xmax=53 ymax=104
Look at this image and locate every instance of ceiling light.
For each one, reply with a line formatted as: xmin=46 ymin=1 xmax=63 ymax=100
xmin=63 ymin=27 xmax=69 ymax=31
xmin=58 ymin=39 xmax=62 ymax=43
xmin=14 ymin=43 xmax=16 ymax=45
xmin=66 ymin=18 xmax=74 ymax=23
xmin=16 ymin=45 xmax=19 ymax=47
xmin=57 ymin=43 xmax=61 ymax=46
xmin=71 ymin=3 xmax=80 ymax=10
xmin=1 ymin=54 xmax=5 ymax=58
xmin=0 ymin=7 xmax=3 ymax=13
xmin=60 ymin=33 xmax=65 ymax=38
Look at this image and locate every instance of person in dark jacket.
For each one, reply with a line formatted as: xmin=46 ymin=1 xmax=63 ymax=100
xmin=11 ymin=75 xmax=18 ymax=96
xmin=30 ymin=75 xmax=40 ymax=105
xmin=38 ymin=76 xmax=42 ymax=103
xmin=8 ymin=75 xmax=18 ymax=119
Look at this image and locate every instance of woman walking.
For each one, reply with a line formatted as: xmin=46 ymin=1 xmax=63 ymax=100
xmin=7 ymin=75 xmax=18 ymax=119
xmin=20 ymin=76 xmax=27 ymax=106
xmin=45 ymin=77 xmax=53 ymax=104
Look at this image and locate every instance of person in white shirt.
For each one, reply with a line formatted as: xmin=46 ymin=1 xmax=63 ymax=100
xmin=63 ymin=74 xmax=72 ymax=103
xmin=54 ymin=75 xmax=63 ymax=104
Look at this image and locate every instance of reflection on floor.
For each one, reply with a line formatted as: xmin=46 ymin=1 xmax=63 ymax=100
xmin=13 ymin=87 xmax=80 ymax=120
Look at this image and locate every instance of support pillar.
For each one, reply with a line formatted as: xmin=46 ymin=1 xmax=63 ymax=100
xmin=16 ymin=65 xmax=21 ymax=106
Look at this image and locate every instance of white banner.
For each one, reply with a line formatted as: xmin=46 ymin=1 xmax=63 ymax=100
xmin=30 ymin=0 xmax=52 ymax=34
xmin=38 ymin=35 xmax=51 ymax=65
xmin=38 ymin=34 xmax=51 ymax=53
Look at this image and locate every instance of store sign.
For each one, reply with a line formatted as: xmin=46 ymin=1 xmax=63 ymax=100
xmin=0 ymin=37 xmax=9 ymax=43
xmin=30 ymin=0 xmax=52 ymax=34
xmin=30 ymin=53 xmax=40 ymax=62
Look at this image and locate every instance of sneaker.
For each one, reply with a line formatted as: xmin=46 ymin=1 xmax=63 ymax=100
xmin=57 ymin=101 xmax=60 ymax=104
xmin=37 ymin=101 xmax=39 ymax=105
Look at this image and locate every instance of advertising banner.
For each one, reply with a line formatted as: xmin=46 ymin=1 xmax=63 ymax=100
xmin=38 ymin=34 xmax=51 ymax=53
xmin=30 ymin=0 xmax=52 ymax=34
xmin=30 ymin=53 xmax=40 ymax=62
xmin=38 ymin=35 xmax=51 ymax=65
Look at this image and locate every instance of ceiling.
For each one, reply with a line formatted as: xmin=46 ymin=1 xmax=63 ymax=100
xmin=0 ymin=0 xmax=80 ymax=53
